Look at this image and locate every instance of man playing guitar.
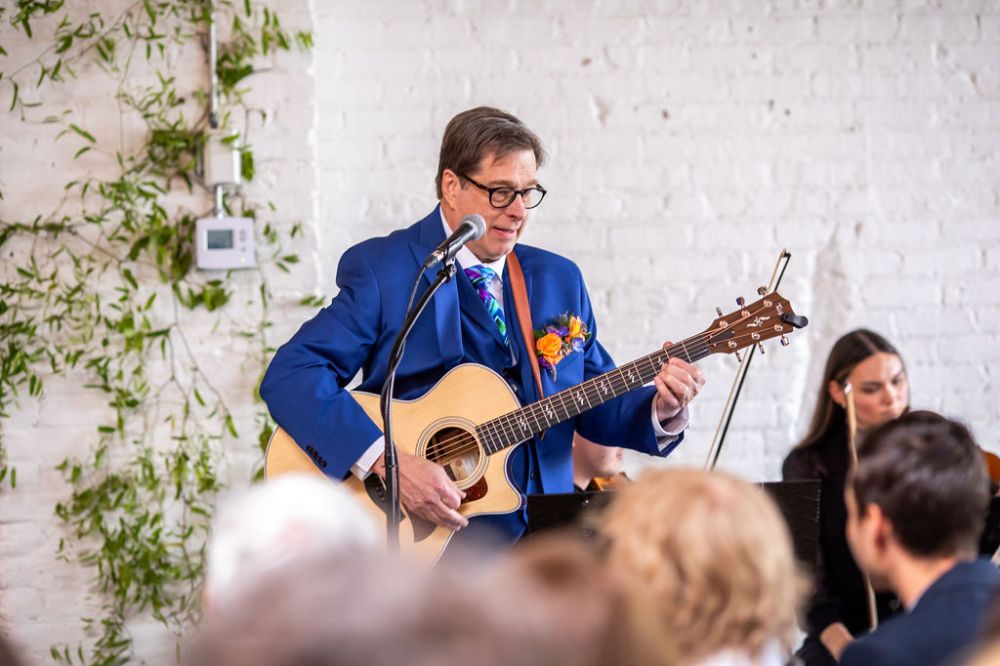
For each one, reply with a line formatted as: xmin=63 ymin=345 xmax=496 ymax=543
xmin=260 ymin=106 xmax=705 ymax=554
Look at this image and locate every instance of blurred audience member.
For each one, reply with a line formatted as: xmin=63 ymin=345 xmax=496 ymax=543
xmin=601 ymin=468 xmax=803 ymax=666
xmin=187 ymin=538 xmax=634 ymax=666
xmin=573 ymin=431 xmax=628 ymax=492
xmin=499 ymin=531 xmax=650 ymax=665
xmin=840 ymin=411 xmax=997 ymax=666
xmin=203 ymin=473 xmax=378 ymax=614
xmin=783 ymin=329 xmax=908 ymax=663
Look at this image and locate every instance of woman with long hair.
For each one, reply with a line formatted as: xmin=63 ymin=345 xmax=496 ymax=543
xmin=783 ymin=329 xmax=909 ymax=665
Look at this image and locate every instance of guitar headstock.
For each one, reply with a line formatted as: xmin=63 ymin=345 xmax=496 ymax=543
xmin=705 ymin=290 xmax=808 ymax=356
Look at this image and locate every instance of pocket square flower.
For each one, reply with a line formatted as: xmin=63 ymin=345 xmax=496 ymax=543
xmin=534 ymin=313 xmax=591 ymax=380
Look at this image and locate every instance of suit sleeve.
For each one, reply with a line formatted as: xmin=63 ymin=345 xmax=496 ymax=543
xmin=840 ymin=637 xmax=891 ymax=666
xmin=259 ymin=245 xmax=385 ymax=479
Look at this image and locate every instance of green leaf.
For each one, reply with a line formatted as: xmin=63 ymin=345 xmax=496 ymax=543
xmin=69 ymin=123 xmax=96 ymax=143
xmin=55 ymin=34 xmax=73 ymax=54
xmin=224 ymin=414 xmax=238 ymax=438
xmin=240 ymin=148 xmax=255 ymax=181
xmin=73 ymin=146 xmax=91 ymax=159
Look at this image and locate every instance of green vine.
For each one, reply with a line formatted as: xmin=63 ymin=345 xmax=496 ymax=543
xmin=0 ymin=1 xmax=311 ymax=663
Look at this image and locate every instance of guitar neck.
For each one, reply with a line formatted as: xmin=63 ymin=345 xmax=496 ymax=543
xmin=476 ymin=334 xmax=712 ymax=455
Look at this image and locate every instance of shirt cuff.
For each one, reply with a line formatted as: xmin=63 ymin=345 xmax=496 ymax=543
xmin=350 ymin=437 xmax=385 ymax=480
xmin=651 ymin=400 xmax=689 ymax=452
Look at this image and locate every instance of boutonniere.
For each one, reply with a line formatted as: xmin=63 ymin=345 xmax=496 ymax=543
xmin=534 ymin=313 xmax=591 ymax=380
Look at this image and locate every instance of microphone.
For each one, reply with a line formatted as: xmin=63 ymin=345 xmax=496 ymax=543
xmin=423 ymin=214 xmax=486 ymax=269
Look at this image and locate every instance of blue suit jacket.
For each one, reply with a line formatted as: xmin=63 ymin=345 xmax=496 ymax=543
xmin=260 ymin=207 xmax=682 ymax=538
xmin=840 ymin=559 xmax=999 ymax=666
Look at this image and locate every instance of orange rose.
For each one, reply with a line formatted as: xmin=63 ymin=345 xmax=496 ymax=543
xmin=536 ymin=332 xmax=563 ymax=363
xmin=568 ymin=316 xmax=583 ymax=339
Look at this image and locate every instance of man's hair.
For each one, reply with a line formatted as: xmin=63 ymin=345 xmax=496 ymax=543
xmin=852 ymin=410 xmax=989 ymax=558
xmin=600 ymin=468 xmax=803 ymax=664
xmin=435 ymin=106 xmax=546 ymax=199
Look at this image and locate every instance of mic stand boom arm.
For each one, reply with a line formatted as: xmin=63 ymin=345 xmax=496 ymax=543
xmin=380 ymin=259 xmax=457 ymax=554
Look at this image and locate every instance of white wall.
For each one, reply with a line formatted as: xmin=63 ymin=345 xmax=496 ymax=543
xmin=0 ymin=1 xmax=317 ymax=662
xmin=2 ymin=0 xmax=998 ymax=661
xmin=314 ymin=0 xmax=1000 ymax=480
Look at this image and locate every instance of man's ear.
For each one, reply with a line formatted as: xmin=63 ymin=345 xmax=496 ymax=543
xmin=440 ymin=169 xmax=461 ymax=208
xmin=867 ymin=504 xmax=894 ymax=553
xmin=828 ymin=380 xmax=846 ymax=408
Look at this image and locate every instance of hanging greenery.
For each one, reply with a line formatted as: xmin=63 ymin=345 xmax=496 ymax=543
xmin=0 ymin=1 xmax=312 ymax=663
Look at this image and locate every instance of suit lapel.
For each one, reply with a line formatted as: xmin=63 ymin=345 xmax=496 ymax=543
xmin=410 ymin=207 xmax=463 ymax=365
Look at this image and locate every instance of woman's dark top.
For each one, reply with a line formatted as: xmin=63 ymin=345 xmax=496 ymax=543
xmin=782 ymin=422 xmax=898 ymax=639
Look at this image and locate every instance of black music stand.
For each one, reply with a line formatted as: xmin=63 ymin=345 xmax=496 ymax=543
xmin=978 ymin=496 xmax=1000 ymax=558
xmin=524 ymin=479 xmax=821 ymax=568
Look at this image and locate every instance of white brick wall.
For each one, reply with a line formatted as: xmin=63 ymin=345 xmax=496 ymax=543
xmin=313 ymin=0 xmax=1000 ymax=485
xmin=0 ymin=1 xmax=316 ymax=662
xmin=3 ymin=0 xmax=999 ymax=660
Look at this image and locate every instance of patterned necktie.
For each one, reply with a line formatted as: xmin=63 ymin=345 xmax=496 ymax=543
xmin=464 ymin=265 xmax=508 ymax=344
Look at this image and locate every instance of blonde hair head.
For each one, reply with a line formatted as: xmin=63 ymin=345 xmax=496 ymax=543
xmin=601 ymin=468 xmax=803 ymax=665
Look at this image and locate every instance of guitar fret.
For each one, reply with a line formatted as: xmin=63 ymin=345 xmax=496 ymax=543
xmin=554 ymin=392 xmax=572 ymax=422
xmin=483 ymin=419 xmax=502 ymax=454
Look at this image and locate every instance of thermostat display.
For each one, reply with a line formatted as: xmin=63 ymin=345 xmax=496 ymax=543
xmin=195 ymin=216 xmax=255 ymax=270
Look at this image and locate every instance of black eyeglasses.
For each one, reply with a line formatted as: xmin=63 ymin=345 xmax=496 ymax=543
xmin=459 ymin=173 xmax=547 ymax=209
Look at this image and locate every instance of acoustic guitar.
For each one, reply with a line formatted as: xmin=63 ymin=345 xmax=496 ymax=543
xmin=265 ymin=291 xmax=807 ymax=562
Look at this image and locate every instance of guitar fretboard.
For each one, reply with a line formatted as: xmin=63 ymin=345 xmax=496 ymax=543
xmin=474 ymin=333 xmax=716 ymax=455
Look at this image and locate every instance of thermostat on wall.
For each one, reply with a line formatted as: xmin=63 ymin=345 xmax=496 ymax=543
xmin=195 ymin=216 xmax=255 ymax=270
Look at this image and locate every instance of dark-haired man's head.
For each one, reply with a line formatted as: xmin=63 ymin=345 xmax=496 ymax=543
xmin=845 ymin=411 xmax=989 ymax=594
xmin=436 ymin=106 xmax=547 ymax=262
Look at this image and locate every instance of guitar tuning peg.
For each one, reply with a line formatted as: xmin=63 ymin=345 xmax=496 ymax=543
xmin=757 ymin=342 xmax=766 ymax=355
xmin=757 ymin=286 xmax=768 ymax=296
xmin=780 ymin=335 xmax=790 ymax=346
xmin=715 ymin=306 xmax=724 ymax=317
xmin=736 ymin=296 xmax=746 ymax=307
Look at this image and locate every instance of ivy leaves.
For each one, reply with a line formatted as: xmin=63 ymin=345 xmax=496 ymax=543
xmin=1 ymin=1 xmax=312 ymax=664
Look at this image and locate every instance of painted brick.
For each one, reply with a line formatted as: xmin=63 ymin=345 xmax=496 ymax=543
xmin=4 ymin=1 xmax=1000 ymax=663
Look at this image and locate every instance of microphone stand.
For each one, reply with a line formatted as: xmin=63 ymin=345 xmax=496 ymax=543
xmin=380 ymin=257 xmax=457 ymax=554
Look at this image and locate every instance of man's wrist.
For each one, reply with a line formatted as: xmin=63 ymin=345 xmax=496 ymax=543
xmin=372 ymin=453 xmax=386 ymax=478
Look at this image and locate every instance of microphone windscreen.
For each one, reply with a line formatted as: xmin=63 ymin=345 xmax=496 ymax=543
xmin=461 ymin=213 xmax=487 ymax=240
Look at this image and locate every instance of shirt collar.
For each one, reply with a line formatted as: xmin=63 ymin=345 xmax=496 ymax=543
xmin=439 ymin=207 xmax=506 ymax=277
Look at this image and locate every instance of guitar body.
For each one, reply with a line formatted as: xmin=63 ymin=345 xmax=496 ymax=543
xmin=264 ymin=363 xmax=524 ymax=562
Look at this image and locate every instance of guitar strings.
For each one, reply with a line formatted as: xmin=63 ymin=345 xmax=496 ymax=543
xmin=425 ymin=321 xmax=786 ymax=462
xmin=426 ymin=342 xmax=715 ymax=464
xmin=424 ymin=320 xmax=786 ymax=463
xmin=426 ymin=324 xmax=783 ymax=462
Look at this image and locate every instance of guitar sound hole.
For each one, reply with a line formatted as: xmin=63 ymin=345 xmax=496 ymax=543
xmin=426 ymin=426 xmax=481 ymax=485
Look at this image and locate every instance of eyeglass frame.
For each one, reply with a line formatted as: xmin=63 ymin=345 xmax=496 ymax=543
xmin=457 ymin=172 xmax=547 ymax=209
